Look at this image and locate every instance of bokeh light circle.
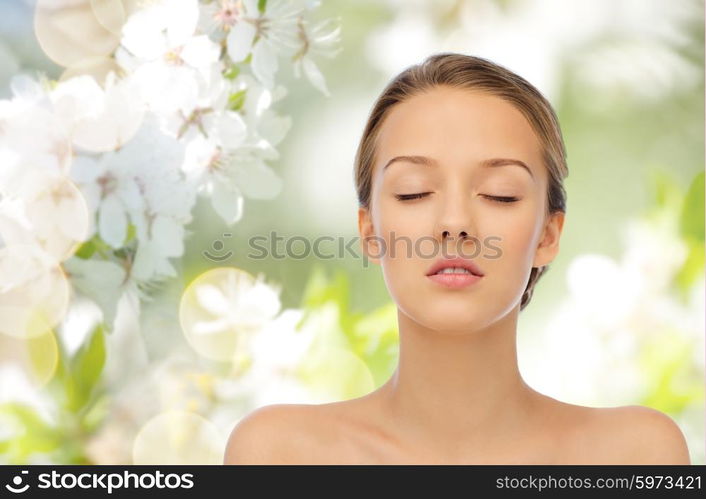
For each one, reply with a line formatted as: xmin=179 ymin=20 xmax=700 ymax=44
xmin=90 ymin=0 xmax=126 ymax=35
xmin=60 ymin=56 xmax=123 ymax=86
xmin=132 ymin=410 xmax=225 ymax=464
xmin=179 ymin=267 xmax=277 ymax=362
xmin=298 ymin=346 xmax=375 ymax=403
xmin=0 ymin=328 xmax=59 ymax=387
xmin=34 ymin=0 xmax=122 ymax=68
xmin=0 ymin=244 xmax=71 ymax=339
xmin=24 ymin=329 xmax=60 ymax=387
xmin=68 ymin=74 xmax=146 ymax=153
xmin=22 ymin=176 xmax=90 ymax=263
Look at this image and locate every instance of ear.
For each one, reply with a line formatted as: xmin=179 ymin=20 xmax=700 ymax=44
xmin=358 ymin=206 xmax=382 ymax=265
xmin=533 ymin=211 xmax=564 ymax=268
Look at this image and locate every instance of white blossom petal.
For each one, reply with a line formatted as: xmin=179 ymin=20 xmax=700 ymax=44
xmin=9 ymin=74 xmax=44 ymax=102
xmin=121 ymin=8 xmax=169 ymax=60
xmin=214 ymin=111 xmax=247 ymax=147
xmin=70 ymin=155 xmax=102 ymax=183
xmin=69 ymin=75 xmax=146 ymax=152
xmin=99 ymin=194 xmax=127 ymax=248
xmin=301 ymin=56 xmax=330 ymax=96
xmin=226 ymin=21 xmax=257 ymax=63
xmin=250 ymin=40 xmax=279 ymax=88
xmin=133 ymin=63 xmax=200 ymax=115
xmin=164 ymin=0 xmax=200 ymax=48
xmin=63 ymin=257 xmax=126 ymax=327
xmin=193 ymin=317 xmax=231 ymax=335
xmin=131 ymin=244 xmax=156 ymax=281
xmin=211 ymin=181 xmax=243 ymax=225
xmin=257 ymin=110 xmax=291 ymax=147
xmin=51 ymin=75 xmax=105 ymax=125
xmin=180 ymin=35 xmax=220 ymax=71
xmin=238 ymin=279 xmax=281 ymax=321
xmin=195 ymin=284 xmax=231 ymax=316
xmin=152 ymin=216 xmax=184 ymax=257
xmin=154 ymin=256 xmax=177 ymax=278
xmin=242 ymin=0 xmax=259 ymax=15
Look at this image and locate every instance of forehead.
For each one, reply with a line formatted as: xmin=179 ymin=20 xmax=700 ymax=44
xmin=374 ymin=86 xmax=544 ymax=176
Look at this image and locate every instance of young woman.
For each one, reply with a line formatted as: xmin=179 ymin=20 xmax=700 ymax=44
xmin=224 ymin=53 xmax=691 ymax=464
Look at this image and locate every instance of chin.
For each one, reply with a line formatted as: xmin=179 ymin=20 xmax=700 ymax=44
xmin=402 ymin=290 xmax=519 ymax=333
xmin=405 ymin=305 xmax=490 ymax=335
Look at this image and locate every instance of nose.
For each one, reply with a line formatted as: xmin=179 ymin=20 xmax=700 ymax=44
xmin=435 ymin=188 xmax=473 ymax=243
xmin=441 ymin=229 xmax=468 ymax=239
xmin=437 ymin=219 xmax=475 ymax=260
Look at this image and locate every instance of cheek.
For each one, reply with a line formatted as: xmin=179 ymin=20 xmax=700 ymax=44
xmin=374 ymin=195 xmax=435 ymax=252
xmin=481 ymin=208 xmax=539 ymax=268
xmin=373 ymin=198 xmax=434 ymax=296
xmin=476 ymin=202 xmax=543 ymax=309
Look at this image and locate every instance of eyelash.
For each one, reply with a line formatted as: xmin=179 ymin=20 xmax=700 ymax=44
xmin=395 ymin=192 xmax=432 ymax=201
xmin=394 ymin=193 xmax=519 ymax=203
xmin=483 ymin=195 xmax=519 ymax=203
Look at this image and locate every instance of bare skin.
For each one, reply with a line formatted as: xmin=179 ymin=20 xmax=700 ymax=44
xmin=224 ymin=86 xmax=691 ymax=465
xmin=224 ymin=388 xmax=690 ymax=464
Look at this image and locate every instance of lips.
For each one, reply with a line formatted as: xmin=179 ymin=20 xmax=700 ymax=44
xmin=426 ymin=256 xmax=485 ymax=277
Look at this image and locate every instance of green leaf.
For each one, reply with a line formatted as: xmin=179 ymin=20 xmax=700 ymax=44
xmin=124 ymin=223 xmax=137 ymax=245
xmin=674 ymin=240 xmax=705 ymax=297
xmin=66 ymin=323 xmax=106 ymax=412
xmin=227 ymin=89 xmax=247 ymax=111
xmin=74 ymin=240 xmax=96 ymax=259
xmin=679 ymin=171 xmax=705 ymax=243
xmin=351 ymin=302 xmax=399 ymax=386
xmin=638 ymin=332 xmax=705 ymax=414
xmin=73 ymin=234 xmax=113 ymax=260
xmin=300 ymin=266 xmax=349 ymax=310
xmin=80 ymin=394 xmax=110 ymax=434
xmin=0 ymin=402 xmax=51 ymax=434
xmin=224 ymin=65 xmax=240 ymax=80
xmin=0 ymin=402 xmax=61 ymax=462
xmin=73 ymin=323 xmax=106 ymax=393
xmin=297 ymin=268 xmax=399 ymax=389
xmin=25 ymin=329 xmax=59 ymax=385
xmin=650 ymin=169 xmax=682 ymax=211
xmin=674 ymin=171 xmax=705 ymax=295
xmin=258 ymin=0 xmax=267 ymax=14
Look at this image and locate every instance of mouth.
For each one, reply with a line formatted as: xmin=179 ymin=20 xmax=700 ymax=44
xmin=426 ymin=257 xmax=484 ymax=289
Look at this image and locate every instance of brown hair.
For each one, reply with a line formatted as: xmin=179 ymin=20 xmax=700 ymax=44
xmin=353 ymin=53 xmax=568 ymax=311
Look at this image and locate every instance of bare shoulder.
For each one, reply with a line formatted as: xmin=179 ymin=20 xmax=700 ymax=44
xmin=576 ymin=404 xmax=691 ymax=464
xmin=223 ymin=396 xmax=386 ymax=464
xmin=605 ymin=405 xmax=690 ymax=464
xmin=223 ymin=404 xmax=312 ymax=464
xmin=223 ymin=403 xmax=336 ymax=464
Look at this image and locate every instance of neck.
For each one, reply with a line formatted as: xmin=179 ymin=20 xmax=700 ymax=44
xmin=378 ymin=305 xmax=539 ymax=447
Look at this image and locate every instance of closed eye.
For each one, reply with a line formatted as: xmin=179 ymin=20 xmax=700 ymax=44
xmin=482 ymin=195 xmax=519 ymax=203
xmin=395 ymin=193 xmax=519 ymax=203
xmin=395 ymin=192 xmax=432 ymax=201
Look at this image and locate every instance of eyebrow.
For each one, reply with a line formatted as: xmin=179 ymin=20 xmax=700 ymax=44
xmin=382 ymin=155 xmax=535 ymax=179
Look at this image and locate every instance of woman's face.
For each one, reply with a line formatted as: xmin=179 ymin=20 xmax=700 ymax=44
xmin=359 ymin=86 xmax=564 ymax=333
